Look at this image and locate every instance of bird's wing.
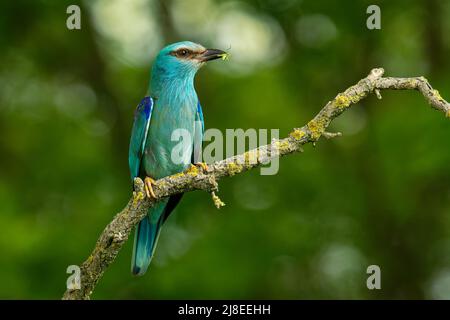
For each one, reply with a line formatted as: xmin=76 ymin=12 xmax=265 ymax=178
xmin=128 ymin=96 xmax=153 ymax=180
xmin=192 ymin=100 xmax=204 ymax=163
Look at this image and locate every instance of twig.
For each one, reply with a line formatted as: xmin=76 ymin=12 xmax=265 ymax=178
xmin=62 ymin=68 xmax=449 ymax=300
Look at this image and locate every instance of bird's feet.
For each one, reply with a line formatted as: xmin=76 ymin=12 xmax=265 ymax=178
xmin=194 ymin=162 xmax=209 ymax=172
xmin=144 ymin=176 xmax=157 ymax=199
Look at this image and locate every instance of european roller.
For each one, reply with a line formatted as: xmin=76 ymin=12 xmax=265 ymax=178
xmin=128 ymin=41 xmax=227 ymax=276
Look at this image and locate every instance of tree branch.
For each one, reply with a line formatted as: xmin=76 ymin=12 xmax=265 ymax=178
xmin=62 ymin=68 xmax=449 ymax=300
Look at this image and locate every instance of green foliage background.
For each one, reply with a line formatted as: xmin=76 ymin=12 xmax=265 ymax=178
xmin=0 ymin=0 xmax=449 ymax=299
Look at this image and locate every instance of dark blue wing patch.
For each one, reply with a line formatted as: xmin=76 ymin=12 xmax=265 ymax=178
xmin=197 ymin=101 xmax=204 ymax=133
xmin=192 ymin=101 xmax=205 ymax=163
xmin=129 ymin=96 xmax=153 ymax=180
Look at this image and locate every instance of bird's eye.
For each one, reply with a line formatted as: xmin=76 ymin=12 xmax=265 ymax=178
xmin=178 ymin=49 xmax=189 ymax=57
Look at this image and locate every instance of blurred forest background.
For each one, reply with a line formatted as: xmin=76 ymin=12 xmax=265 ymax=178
xmin=0 ymin=0 xmax=449 ymax=299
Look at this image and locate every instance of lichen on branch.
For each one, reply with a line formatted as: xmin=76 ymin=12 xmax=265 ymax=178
xmin=62 ymin=68 xmax=449 ymax=300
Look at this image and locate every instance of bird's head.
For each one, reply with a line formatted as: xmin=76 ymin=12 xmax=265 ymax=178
xmin=151 ymin=41 xmax=228 ymax=82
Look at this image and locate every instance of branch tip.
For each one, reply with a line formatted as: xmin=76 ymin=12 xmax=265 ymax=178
xmin=369 ymin=68 xmax=385 ymax=79
xmin=323 ymin=131 xmax=342 ymax=139
xmin=374 ymin=89 xmax=382 ymax=100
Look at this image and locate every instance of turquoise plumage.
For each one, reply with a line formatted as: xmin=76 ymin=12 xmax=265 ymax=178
xmin=128 ymin=41 xmax=227 ymax=276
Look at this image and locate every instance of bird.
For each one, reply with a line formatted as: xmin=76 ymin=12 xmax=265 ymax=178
xmin=128 ymin=41 xmax=228 ymax=276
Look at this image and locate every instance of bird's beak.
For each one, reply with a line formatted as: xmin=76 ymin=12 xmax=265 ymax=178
xmin=197 ymin=48 xmax=229 ymax=62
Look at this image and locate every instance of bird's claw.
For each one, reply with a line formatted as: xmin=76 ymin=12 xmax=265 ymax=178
xmin=144 ymin=177 xmax=157 ymax=199
xmin=194 ymin=162 xmax=209 ymax=172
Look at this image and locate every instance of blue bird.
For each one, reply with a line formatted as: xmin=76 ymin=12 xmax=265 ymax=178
xmin=128 ymin=41 xmax=227 ymax=276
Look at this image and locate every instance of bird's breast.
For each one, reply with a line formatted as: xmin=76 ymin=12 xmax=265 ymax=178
xmin=143 ymin=94 xmax=198 ymax=179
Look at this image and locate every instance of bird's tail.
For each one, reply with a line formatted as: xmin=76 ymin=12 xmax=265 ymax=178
xmin=131 ymin=200 xmax=167 ymax=276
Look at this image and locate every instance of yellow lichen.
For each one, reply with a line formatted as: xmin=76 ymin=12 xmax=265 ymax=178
xmin=243 ymin=151 xmax=258 ymax=166
xmin=132 ymin=191 xmax=144 ymax=206
xmin=335 ymin=94 xmax=351 ymax=108
xmin=352 ymin=92 xmax=366 ymax=103
xmin=289 ymin=129 xmax=305 ymax=140
xmin=172 ymin=172 xmax=185 ymax=179
xmin=211 ymin=192 xmax=225 ymax=209
xmin=186 ymin=165 xmax=199 ymax=176
xmin=227 ymin=162 xmax=243 ymax=176
xmin=307 ymin=118 xmax=327 ymax=140
xmin=275 ymin=140 xmax=290 ymax=153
